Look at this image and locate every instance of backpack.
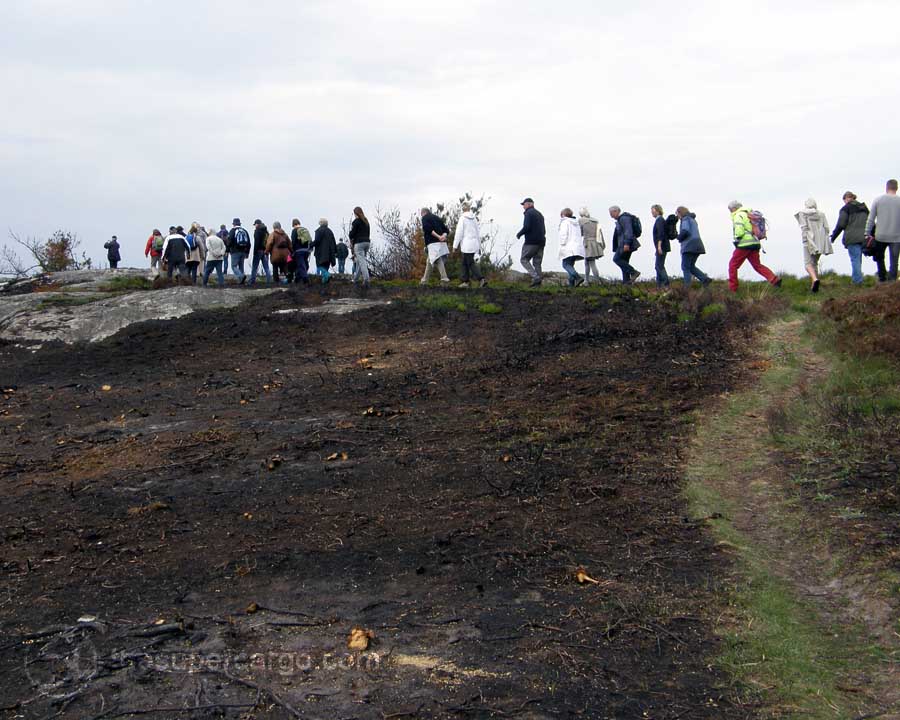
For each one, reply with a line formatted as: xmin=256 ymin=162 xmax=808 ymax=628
xmin=298 ymin=227 xmax=312 ymax=248
xmin=747 ymin=210 xmax=768 ymax=240
xmin=185 ymin=233 xmax=196 ymax=250
xmin=153 ymin=235 xmax=164 ymax=251
xmin=664 ymin=214 xmax=679 ymax=241
xmin=233 ymin=226 xmax=251 ymax=250
xmin=630 ymin=214 xmax=643 ymax=238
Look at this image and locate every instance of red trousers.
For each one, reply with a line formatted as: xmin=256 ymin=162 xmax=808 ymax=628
xmin=728 ymin=248 xmax=778 ymax=291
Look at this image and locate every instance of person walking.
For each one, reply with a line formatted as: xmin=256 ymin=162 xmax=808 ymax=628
xmin=217 ymin=224 xmax=230 ymax=276
xmin=203 ymin=230 xmax=227 ymax=287
xmin=249 ymin=219 xmax=272 ymax=285
xmin=865 ymin=179 xmax=900 ymax=282
xmin=226 ymin=218 xmax=252 ymax=284
xmin=313 ymin=218 xmax=338 ymax=287
xmin=145 ymin=229 xmax=164 ymax=276
xmin=675 ymin=207 xmax=712 ymax=287
xmin=290 ymin=218 xmax=313 ymax=285
xmin=348 ymin=206 xmax=371 ymax=287
xmin=267 ymin=221 xmax=292 ymax=284
xmin=578 ymin=207 xmax=604 ymax=285
xmin=454 ymin=202 xmax=486 ymax=288
xmin=185 ymin=223 xmax=204 ymax=284
xmin=794 ymin=198 xmax=833 ymax=293
xmin=651 ymin=205 xmax=670 ymax=288
xmin=516 ymin=198 xmax=546 ymax=287
xmin=727 ymin=201 xmax=780 ymax=292
xmin=557 ymin=208 xmax=586 ymax=286
xmin=609 ymin=206 xmax=641 ymax=284
xmin=336 ymin=238 xmax=350 ymax=274
xmin=420 ymin=207 xmax=451 ymax=285
xmin=830 ymin=191 xmax=869 ymax=285
xmin=104 ymin=235 xmax=121 ymax=270
xmin=161 ymin=226 xmax=189 ymax=280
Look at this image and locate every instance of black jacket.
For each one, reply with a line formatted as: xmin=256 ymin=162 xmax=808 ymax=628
xmin=313 ymin=226 xmax=337 ymax=267
xmin=516 ymin=207 xmax=546 ymax=246
xmin=291 ymin=226 xmax=312 ymax=253
xmin=612 ymin=213 xmax=641 ymax=254
xmin=253 ymin=224 xmax=269 ymax=254
xmin=104 ymin=239 xmax=121 ymax=262
xmin=336 ymin=242 xmax=349 ymax=260
xmin=226 ymin=226 xmax=252 ymax=253
xmin=421 ymin=212 xmax=449 ymax=246
xmin=163 ymin=234 xmax=189 ymax=264
xmin=348 ymin=217 xmax=370 ymax=244
xmin=652 ymin=216 xmax=670 ymax=254
xmin=831 ymin=200 xmax=870 ymax=247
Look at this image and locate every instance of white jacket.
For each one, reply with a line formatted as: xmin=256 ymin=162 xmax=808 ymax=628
xmin=558 ymin=216 xmax=586 ymax=260
xmin=795 ymin=199 xmax=833 ymax=256
xmin=454 ymin=212 xmax=481 ymax=254
xmin=206 ymin=234 xmax=227 ymax=261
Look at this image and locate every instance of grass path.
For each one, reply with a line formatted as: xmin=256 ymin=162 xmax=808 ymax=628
xmin=686 ymin=316 xmax=900 ymax=719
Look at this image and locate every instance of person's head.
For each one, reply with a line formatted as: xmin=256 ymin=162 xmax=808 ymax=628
xmin=319 ymin=218 xmax=328 ymax=226
xmin=676 ymin=206 xmax=690 ymax=218
xmin=353 ymin=206 xmax=367 ymax=223
xmin=111 ymin=235 xmax=118 ymax=240
xmin=727 ymin=201 xmax=741 ymax=212
xmin=608 ymin=205 xmax=621 ymax=219
xmin=176 ymin=225 xmax=184 ymax=234
xmin=521 ymin=197 xmax=534 ymax=210
xmin=804 ymin=198 xmax=818 ymax=210
xmin=168 ymin=226 xmax=176 ymax=234
xmin=190 ymin=222 xmax=199 ymax=233
xmin=220 ymin=224 xmax=227 ymax=231
xmin=233 ymin=218 xmax=241 ymax=227
xmin=461 ymin=202 xmax=471 ymax=212
xmin=561 ymin=207 xmax=574 ymax=218
xmin=843 ymin=191 xmax=857 ymax=203
xmin=153 ymin=228 xmax=161 ymax=236
xmin=273 ymin=220 xmax=282 ymax=230
xmin=651 ymin=204 xmax=663 ymax=218
xmin=887 ymin=179 xmax=899 ymax=194
xmin=579 ymin=207 xmax=591 ymax=218
xmin=291 ymin=218 xmax=300 ymax=228
xmin=253 ymin=219 xmax=262 ymax=227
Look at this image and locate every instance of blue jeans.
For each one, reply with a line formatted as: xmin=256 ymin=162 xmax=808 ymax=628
xmin=338 ymin=258 xmax=346 ymax=273
xmin=317 ymin=266 xmax=331 ymax=284
xmin=294 ymin=250 xmax=310 ymax=283
xmin=230 ymin=252 xmax=248 ymax=282
xmin=249 ymin=252 xmax=271 ymax=284
xmin=655 ymin=252 xmax=669 ymax=287
xmin=613 ymin=249 xmax=636 ymax=283
xmin=561 ymin=256 xmax=582 ymax=285
xmin=203 ymin=260 xmax=224 ymax=287
xmin=847 ymin=243 xmax=863 ymax=284
xmin=222 ymin=252 xmax=229 ymax=276
xmin=682 ymin=252 xmax=710 ymax=286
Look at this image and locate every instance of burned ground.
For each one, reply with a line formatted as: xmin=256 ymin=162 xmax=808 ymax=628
xmin=0 ymin=285 xmax=762 ymax=719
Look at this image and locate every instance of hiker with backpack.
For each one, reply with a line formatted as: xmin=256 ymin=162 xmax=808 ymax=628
xmin=161 ymin=226 xmax=190 ymax=280
xmin=145 ymin=229 xmax=164 ymax=276
xmin=727 ymin=201 xmax=780 ymax=292
xmin=578 ymin=207 xmax=604 ymax=285
xmin=675 ymin=207 xmax=712 ymax=287
xmin=226 ymin=218 xmax=252 ymax=284
xmin=336 ymin=238 xmax=350 ymax=274
xmin=203 ymin=230 xmax=227 ymax=288
xmin=794 ymin=199 xmax=833 ymax=293
xmin=348 ymin=206 xmax=371 ymax=287
xmin=609 ymin=206 xmax=641 ymax=284
xmin=865 ymin=179 xmax=900 ymax=282
xmin=249 ymin=219 xmax=272 ymax=286
xmin=185 ymin=223 xmax=205 ymax=285
xmin=830 ymin=192 xmax=869 ymax=285
xmin=651 ymin=205 xmax=670 ymax=288
xmin=420 ymin=207 xmax=452 ymax=285
xmin=104 ymin=235 xmax=121 ymax=270
xmin=558 ymin=208 xmax=586 ymax=287
xmin=217 ymin=224 xmax=230 ymax=276
xmin=290 ymin=218 xmax=313 ymax=285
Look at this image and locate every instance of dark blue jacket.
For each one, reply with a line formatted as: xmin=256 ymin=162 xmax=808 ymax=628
xmin=677 ymin=214 xmax=706 ymax=255
xmin=652 ymin=216 xmax=670 ymax=254
xmin=104 ymin=239 xmax=121 ymax=263
xmin=516 ymin=207 xmax=546 ymax=247
xmin=613 ymin=213 xmax=641 ymax=253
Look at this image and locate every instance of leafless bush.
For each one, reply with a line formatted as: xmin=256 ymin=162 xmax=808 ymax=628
xmin=1 ymin=229 xmax=92 ymax=278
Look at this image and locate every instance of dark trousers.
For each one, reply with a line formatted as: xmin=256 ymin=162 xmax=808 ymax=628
xmin=167 ymin=261 xmax=187 ymax=279
xmin=338 ymin=258 xmax=346 ymax=273
xmin=655 ymin=252 xmax=669 ymax=287
xmin=461 ymin=253 xmax=483 ymax=283
xmin=109 ymin=260 xmax=119 ymax=269
xmin=872 ymin=242 xmax=899 ymax=281
xmin=613 ymin=249 xmax=636 ymax=283
xmin=294 ymin=250 xmax=310 ymax=283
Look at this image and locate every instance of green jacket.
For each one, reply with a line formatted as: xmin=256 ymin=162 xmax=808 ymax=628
xmin=731 ymin=207 xmax=760 ymax=250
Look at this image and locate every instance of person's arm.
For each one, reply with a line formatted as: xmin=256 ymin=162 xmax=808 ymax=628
xmin=865 ymin=199 xmax=877 ymax=237
xmin=831 ymin=207 xmax=848 ymax=241
xmin=517 ymin=210 xmax=532 ymax=240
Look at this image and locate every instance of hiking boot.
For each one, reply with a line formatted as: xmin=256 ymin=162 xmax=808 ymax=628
xmin=529 ymin=278 xmax=542 ymax=288
xmin=440 ymin=278 xmax=451 ymax=284
xmin=702 ymin=277 xmax=712 ymax=287
xmin=629 ymin=270 xmax=641 ymax=283
xmin=458 ymin=282 xmax=469 ymax=289
xmin=774 ymin=277 xmax=783 ymax=288
xmin=419 ymin=279 xmax=428 ymax=286
xmin=479 ymin=279 xmax=487 ymax=288
xmin=811 ymin=279 xmax=820 ymax=293
xmin=575 ymin=277 xmax=585 ymax=287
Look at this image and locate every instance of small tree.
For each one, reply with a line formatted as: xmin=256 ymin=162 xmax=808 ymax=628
xmin=1 ymin=230 xmax=92 ymax=278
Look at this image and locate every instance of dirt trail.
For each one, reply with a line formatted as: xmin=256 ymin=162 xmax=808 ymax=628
xmin=0 ymin=284 xmax=759 ymax=719
xmin=690 ymin=318 xmax=900 ymax=719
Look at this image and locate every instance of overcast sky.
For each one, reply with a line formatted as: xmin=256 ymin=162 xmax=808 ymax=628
xmin=2 ymin=0 xmax=899 ymax=279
